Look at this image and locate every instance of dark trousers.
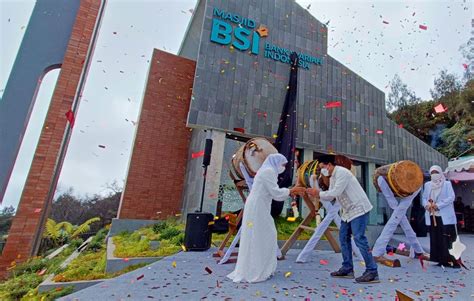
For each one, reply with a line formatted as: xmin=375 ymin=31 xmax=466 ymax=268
xmin=429 ymin=216 xmax=457 ymax=265
xmin=340 ymin=212 xmax=378 ymax=273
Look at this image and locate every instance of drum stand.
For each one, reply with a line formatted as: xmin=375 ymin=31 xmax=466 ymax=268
xmin=212 ymin=171 xmax=248 ymax=263
xmin=280 ymin=191 xmax=340 ymax=256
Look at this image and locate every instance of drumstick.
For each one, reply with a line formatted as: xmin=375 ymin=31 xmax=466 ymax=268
xmin=429 ymin=200 xmax=437 ymax=227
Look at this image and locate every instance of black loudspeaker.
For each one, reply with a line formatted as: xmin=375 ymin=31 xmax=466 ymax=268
xmin=184 ymin=212 xmax=214 ymax=251
xmin=202 ymin=138 xmax=213 ymax=167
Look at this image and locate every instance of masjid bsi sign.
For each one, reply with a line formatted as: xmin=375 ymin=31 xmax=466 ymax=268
xmin=210 ymin=8 xmax=323 ymax=70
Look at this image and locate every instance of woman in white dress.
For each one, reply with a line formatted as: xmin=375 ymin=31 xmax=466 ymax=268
xmin=227 ymin=154 xmax=301 ymax=283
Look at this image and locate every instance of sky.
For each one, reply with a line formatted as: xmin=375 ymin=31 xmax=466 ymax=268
xmin=0 ymin=0 xmax=472 ymax=210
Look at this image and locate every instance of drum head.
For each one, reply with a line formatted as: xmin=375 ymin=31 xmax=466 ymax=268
xmin=389 ymin=160 xmax=423 ymax=196
xmin=243 ymin=138 xmax=277 ymax=176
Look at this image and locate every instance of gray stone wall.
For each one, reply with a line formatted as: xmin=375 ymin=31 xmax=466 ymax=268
xmin=181 ymin=0 xmax=446 ymax=175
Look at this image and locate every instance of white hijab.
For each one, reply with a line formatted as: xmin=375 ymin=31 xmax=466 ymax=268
xmin=429 ymin=165 xmax=445 ymax=201
xmin=260 ymin=153 xmax=288 ymax=175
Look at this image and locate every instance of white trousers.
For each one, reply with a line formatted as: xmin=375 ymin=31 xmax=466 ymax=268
xmin=372 ymin=177 xmax=425 ymax=257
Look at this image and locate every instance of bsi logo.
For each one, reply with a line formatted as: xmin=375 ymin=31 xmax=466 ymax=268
xmin=210 ymin=8 xmax=266 ymax=55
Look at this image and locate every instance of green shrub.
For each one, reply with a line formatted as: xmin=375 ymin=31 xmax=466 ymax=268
xmin=87 ymin=240 xmax=103 ymax=251
xmin=11 ymin=257 xmax=48 ymax=277
xmin=152 ymin=222 xmax=169 ymax=233
xmin=159 ymin=227 xmax=181 ymax=240
xmin=21 ymin=286 xmax=74 ymax=301
xmin=69 ymin=238 xmax=84 ymax=249
xmin=0 ymin=273 xmax=42 ymax=300
xmin=170 ymin=232 xmax=185 ymax=246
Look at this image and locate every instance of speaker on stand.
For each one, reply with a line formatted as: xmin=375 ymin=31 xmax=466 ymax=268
xmin=184 ymin=132 xmax=214 ymax=251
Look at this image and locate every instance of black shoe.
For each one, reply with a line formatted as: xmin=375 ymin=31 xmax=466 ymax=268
xmin=330 ymin=268 xmax=354 ymax=279
xmin=355 ymin=271 xmax=380 ymax=283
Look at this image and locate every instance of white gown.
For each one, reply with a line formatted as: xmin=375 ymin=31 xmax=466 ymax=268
xmin=227 ymin=167 xmax=289 ymax=283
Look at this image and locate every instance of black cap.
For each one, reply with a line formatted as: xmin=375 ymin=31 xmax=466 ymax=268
xmin=318 ymin=154 xmax=336 ymax=165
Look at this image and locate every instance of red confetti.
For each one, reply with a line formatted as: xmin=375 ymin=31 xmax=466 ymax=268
xmin=388 ymin=251 xmax=394 ymax=256
xmin=382 ymin=20 xmax=389 ymax=24
xmin=192 ymin=150 xmax=205 ymax=159
xmin=233 ymin=127 xmax=245 ymax=133
xmin=205 ymin=267 xmax=213 ymax=274
xmin=462 ymin=63 xmax=468 ymax=70
xmin=340 ymin=288 xmax=348 ymax=295
xmin=137 ymin=274 xmax=144 ymax=280
xmin=376 ymin=130 xmax=384 ymax=134
xmin=123 ymin=258 xmax=129 ymax=262
xmin=319 ymin=259 xmax=328 ymax=265
xmin=225 ymin=215 xmax=230 ymax=220
xmin=419 ymin=25 xmax=428 ymax=30
xmin=398 ymin=124 xmax=404 ymax=128
xmin=37 ymin=268 xmax=47 ymax=276
xmin=434 ymin=103 xmax=447 ymax=113
xmin=65 ymin=110 xmax=75 ymax=127
xmin=98 ymin=145 xmax=106 ymax=149
xmin=34 ymin=208 xmax=42 ymax=213
xmin=325 ymin=101 xmax=342 ymax=108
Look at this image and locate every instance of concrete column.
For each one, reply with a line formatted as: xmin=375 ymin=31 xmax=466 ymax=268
xmin=366 ymin=162 xmax=379 ymax=225
xmin=202 ymin=130 xmax=226 ymax=215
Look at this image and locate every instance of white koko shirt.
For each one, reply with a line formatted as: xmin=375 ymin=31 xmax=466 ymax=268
xmin=319 ymin=166 xmax=373 ymax=222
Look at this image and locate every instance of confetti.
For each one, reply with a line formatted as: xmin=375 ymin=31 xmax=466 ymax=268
xmin=371 ymin=144 xmax=375 ymax=149
xmin=419 ymin=25 xmax=428 ymax=30
xmin=319 ymin=259 xmax=328 ymax=265
xmin=284 ymin=271 xmax=292 ymax=278
xmin=181 ymin=245 xmax=187 ymax=252
xmin=462 ymin=63 xmax=468 ymax=70
xmin=286 ymin=217 xmax=296 ymax=222
xmin=233 ymin=127 xmax=245 ymax=133
xmin=388 ymin=251 xmax=394 ymax=256
xmin=398 ymin=124 xmax=404 ymax=128
xmin=272 ymin=134 xmax=278 ymax=138
xmin=434 ymin=103 xmax=447 ymax=113
xmin=136 ymin=274 xmax=144 ymax=280
xmin=376 ymin=130 xmax=384 ymax=134
xmin=397 ymin=242 xmax=406 ymax=251
xmin=65 ymin=110 xmax=75 ymax=127
xmin=247 ymin=222 xmax=253 ymax=228
xmin=205 ymin=267 xmax=213 ymax=274
xmin=34 ymin=208 xmax=42 ymax=213
xmin=325 ymin=101 xmax=342 ymax=108
xmin=123 ymin=258 xmax=129 ymax=262
xmin=383 ymin=20 xmax=389 ymax=24
xmin=37 ymin=268 xmax=47 ymax=276
xmin=172 ymin=261 xmax=177 ymax=268
xmin=192 ymin=150 xmax=205 ymax=159
xmin=98 ymin=145 xmax=106 ymax=149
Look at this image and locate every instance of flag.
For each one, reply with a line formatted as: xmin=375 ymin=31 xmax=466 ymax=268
xmin=272 ymin=52 xmax=299 ymax=217
xmin=65 ymin=110 xmax=75 ymax=127
xmin=419 ymin=25 xmax=427 ymax=30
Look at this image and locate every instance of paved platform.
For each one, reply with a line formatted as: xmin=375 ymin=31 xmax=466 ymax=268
xmin=60 ymin=235 xmax=474 ymax=300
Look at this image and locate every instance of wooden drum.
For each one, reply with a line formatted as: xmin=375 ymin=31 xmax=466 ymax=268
xmin=231 ymin=138 xmax=278 ymax=179
xmin=296 ymin=155 xmax=353 ymax=188
xmin=373 ymin=160 xmax=423 ymax=197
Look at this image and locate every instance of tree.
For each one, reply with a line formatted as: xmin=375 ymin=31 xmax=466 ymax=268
xmin=386 ymin=74 xmax=420 ymax=112
xmin=430 ymin=70 xmax=462 ymax=100
xmin=0 ymin=206 xmax=15 ymax=237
